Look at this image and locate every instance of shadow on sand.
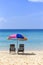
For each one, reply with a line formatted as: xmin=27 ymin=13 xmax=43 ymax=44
xmin=9 ymin=52 xmax=36 ymax=55
xmin=18 ymin=52 xmax=36 ymax=55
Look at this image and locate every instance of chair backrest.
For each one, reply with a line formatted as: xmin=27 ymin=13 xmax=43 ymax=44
xmin=10 ymin=44 xmax=15 ymax=48
xmin=19 ymin=44 xmax=24 ymax=48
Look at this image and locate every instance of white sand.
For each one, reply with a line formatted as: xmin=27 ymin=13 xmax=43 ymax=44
xmin=0 ymin=51 xmax=43 ymax=65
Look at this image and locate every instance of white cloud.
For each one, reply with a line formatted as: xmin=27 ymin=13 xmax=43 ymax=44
xmin=0 ymin=17 xmax=6 ymax=22
xmin=28 ymin=0 xmax=43 ymax=2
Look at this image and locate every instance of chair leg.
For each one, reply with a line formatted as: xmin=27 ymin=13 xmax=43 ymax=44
xmin=9 ymin=48 xmax=11 ymax=53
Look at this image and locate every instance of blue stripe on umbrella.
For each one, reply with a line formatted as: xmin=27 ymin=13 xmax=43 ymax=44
xmin=17 ymin=34 xmax=24 ymax=38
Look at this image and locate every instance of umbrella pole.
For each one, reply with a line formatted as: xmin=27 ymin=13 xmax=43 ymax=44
xmin=17 ymin=39 xmax=18 ymax=54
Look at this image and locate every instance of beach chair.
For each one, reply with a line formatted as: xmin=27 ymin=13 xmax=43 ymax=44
xmin=18 ymin=44 xmax=24 ymax=53
xmin=9 ymin=44 xmax=16 ymax=53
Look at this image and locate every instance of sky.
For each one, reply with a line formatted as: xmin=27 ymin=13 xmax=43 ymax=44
xmin=0 ymin=0 xmax=43 ymax=29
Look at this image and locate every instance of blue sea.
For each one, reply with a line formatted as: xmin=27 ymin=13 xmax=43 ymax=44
xmin=0 ymin=29 xmax=43 ymax=51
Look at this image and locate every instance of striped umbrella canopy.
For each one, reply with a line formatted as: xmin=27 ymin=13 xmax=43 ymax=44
xmin=8 ymin=34 xmax=27 ymax=40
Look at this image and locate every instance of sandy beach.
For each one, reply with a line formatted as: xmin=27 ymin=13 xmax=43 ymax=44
xmin=0 ymin=51 xmax=43 ymax=65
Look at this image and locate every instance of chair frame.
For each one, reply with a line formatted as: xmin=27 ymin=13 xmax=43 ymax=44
xmin=18 ymin=44 xmax=24 ymax=53
xmin=9 ymin=44 xmax=16 ymax=53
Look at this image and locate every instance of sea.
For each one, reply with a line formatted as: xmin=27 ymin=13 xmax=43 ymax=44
xmin=0 ymin=29 xmax=43 ymax=51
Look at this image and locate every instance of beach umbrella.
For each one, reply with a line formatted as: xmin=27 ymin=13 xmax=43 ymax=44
xmin=8 ymin=34 xmax=27 ymax=53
